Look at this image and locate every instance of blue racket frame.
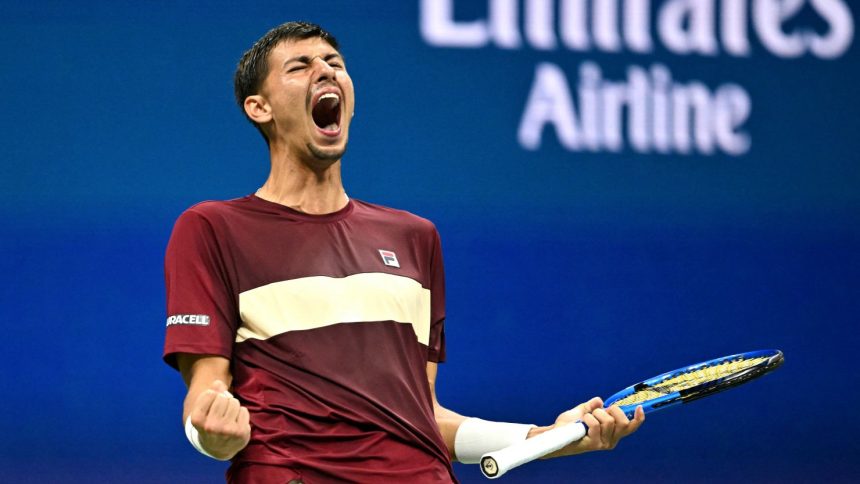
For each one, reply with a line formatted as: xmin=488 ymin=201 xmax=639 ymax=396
xmin=604 ymin=349 xmax=784 ymax=419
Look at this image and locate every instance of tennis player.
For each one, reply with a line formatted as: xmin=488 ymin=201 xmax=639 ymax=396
xmin=163 ymin=22 xmax=644 ymax=483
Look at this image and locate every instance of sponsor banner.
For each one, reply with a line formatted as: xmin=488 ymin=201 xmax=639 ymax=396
xmin=420 ymin=0 xmax=854 ymax=156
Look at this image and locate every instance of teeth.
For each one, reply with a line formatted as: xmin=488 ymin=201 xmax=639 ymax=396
xmin=319 ymin=93 xmax=340 ymax=103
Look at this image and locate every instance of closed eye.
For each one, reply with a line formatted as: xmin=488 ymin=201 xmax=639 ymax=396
xmin=323 ymin=53 xmax=344 ymax=69
xmin=283 ymin=53 xmax=345 ymax=72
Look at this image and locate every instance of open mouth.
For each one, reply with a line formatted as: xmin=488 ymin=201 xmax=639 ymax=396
xmin=312 ymin=92 xmax=341 ymax=134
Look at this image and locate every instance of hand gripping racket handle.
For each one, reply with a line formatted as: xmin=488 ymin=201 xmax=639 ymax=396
xmin=480 ymin=421 xmax=588 ymax=479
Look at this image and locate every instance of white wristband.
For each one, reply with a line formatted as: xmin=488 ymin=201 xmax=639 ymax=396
xmin=185 ymin=416 xmax=230 ymax=461
xmin=454 ymin=418 xmax=535 ymax=464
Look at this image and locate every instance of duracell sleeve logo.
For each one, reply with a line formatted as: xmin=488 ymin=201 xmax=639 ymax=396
xmin=166 ymin=314 xmax=211 ymax=327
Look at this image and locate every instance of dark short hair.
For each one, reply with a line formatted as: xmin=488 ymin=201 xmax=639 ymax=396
xmin=234 ymin=21 xmax=340 ymax=142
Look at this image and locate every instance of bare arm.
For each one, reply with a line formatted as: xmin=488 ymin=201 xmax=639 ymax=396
xmin=177 ymin=354 xmax=232 ymax=421
xmin=177 ymin=354 xmax=251 ymax=460
xmin=426 ymin=361 xmax=468 ymax=459
xmin=426 ymin=362 xmax=644 ymax=462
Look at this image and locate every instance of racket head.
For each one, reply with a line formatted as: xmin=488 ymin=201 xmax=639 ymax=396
xmin=604 ymin=349 xmax=784 ymax=419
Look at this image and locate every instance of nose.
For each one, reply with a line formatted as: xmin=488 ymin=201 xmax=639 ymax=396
xmin=310 ymin=56 xmax=336 ymax=82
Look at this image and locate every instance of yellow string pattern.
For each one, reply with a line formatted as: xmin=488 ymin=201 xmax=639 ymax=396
xmin=611 ymin=356 xmax=769 ymax=406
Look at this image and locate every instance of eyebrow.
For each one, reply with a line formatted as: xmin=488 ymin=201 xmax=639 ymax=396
xmin=282 ymin=53 xmax=344 ymax=68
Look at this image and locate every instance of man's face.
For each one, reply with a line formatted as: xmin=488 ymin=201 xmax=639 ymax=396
xmin=258 ymin=37 xmax=355 ymax=163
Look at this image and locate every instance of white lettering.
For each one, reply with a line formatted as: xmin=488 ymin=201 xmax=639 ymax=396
xmin=651 ymin=64 xmax=673 ymax=153
xmin=518 ymin=62 xmax=752 ymax=156
xmin=561 ymin=0 xmax=591 ymax=50
xmin=579 ymin=62 xmax=602 ymax=150
xmin=420 ymin=0 xmax=853 ymax=59
xmin=659 ymin=0 xmax=719 ymax=55
xmin=722 ymin=0 xmax=751 ymax=56
xmin=624 ymin=0 xmax=654 ymax=53
xmin=753 ymin=0 xmax=806 ymax=58
xmin=420 ymin=0 xmax=489 ymax=47
xmin=518 ymin=63 xmax=582 ymax=150
xmin=491 ymin=0 xmax=522 ymax=48
xmin=412 ymin=1 xmax=847 ymax=158
xmin=601 ymin=81 xmax=627 ymax=151
xmin=714 ymin=84 xmax=752 ymax=155
xmin=808 ymin=0 xmax=854 ymax=59
xmin=594 ymin=0 xmax=623 ymax=52
xmin=672 ymin=82 xmax=715 ymax=154
xmin=526 ymin=0 xmax=557 ymax=50
xmin=627 ymin=65 xmax=650 ymax=152
xmin=166 ymin=314 xmax=211 ymax=326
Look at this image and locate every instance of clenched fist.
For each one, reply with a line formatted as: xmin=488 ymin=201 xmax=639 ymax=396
xmin=189 ymin=379 xmax=251 ymax=460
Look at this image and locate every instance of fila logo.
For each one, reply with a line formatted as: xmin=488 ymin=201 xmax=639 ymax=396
xmin=166 ymin=314 xmax=210 ymax=327
xmin=378 ymin=249 xmax=400 ymax=268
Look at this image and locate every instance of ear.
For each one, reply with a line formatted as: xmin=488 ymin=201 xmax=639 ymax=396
xmin=244 ymin=94 xmax=272 ymax=124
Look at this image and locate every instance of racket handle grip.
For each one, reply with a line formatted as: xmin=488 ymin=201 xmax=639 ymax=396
xmin=480 ymin=421 xmax=588 ymax=479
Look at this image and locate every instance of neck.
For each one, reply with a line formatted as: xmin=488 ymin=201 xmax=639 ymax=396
xmin=256 ymin=144 xmax=348 ymax=215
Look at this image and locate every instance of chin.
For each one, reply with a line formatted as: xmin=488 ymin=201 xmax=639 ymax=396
xmin=307 ymin=142 xmax=347 ymax=162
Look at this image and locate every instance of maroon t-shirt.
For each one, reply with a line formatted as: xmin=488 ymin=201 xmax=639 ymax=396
xmin=163 ymin=195 xmax=455 ymax=483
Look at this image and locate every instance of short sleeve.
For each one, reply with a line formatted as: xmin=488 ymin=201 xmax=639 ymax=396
xmin=162 ymin=209 xmax=238 ymax=369
xmin=427 ymin=227 xmax=446 ymax=363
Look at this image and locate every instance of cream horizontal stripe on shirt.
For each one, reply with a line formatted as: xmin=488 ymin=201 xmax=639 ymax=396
xmin=237 ymin=272 xmax=431 ymax=345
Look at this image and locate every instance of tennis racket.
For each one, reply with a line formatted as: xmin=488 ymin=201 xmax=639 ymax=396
xmin=480 ymin=349 xmax=784 ymax=479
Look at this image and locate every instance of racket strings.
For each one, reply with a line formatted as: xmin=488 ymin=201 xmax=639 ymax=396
xmin=610 ymin=356 xmax=769 ymax=406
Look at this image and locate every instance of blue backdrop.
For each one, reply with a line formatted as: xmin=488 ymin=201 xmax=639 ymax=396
xmin=1 ymin=1 xmax=858 ymax=482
